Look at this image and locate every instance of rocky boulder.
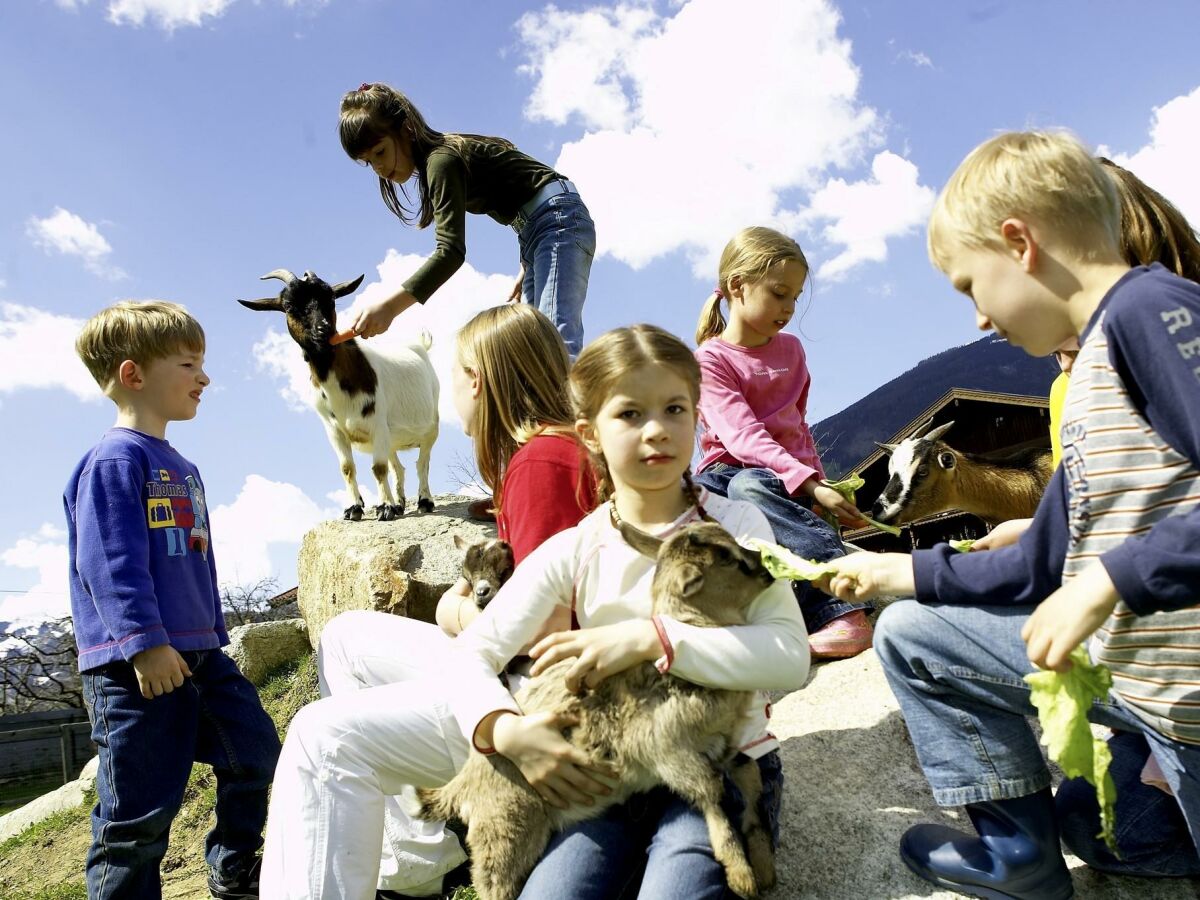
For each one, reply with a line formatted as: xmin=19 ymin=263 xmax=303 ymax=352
xmin=226 ymin=619 xmax=311 ymax=685
xmin=296 ymin=495 xmax=494 ymax=648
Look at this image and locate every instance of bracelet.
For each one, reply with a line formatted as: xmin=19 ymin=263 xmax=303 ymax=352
xmin=456 ymin=597 xmax=466 ymax=633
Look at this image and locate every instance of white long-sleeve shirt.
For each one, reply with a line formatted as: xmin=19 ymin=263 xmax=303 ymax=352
xmin=448 ymin=492 xmax=810 ymax=759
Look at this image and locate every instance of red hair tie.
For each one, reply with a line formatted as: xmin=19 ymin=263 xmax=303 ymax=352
xmin=713 ymin=286 xmax=725 ymax=299
xmin=358 ymin=82 xmax=373 ymax=92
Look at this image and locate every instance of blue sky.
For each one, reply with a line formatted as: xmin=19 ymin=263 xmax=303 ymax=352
xmin=2 ymin=0 xmax=1198 ymax=623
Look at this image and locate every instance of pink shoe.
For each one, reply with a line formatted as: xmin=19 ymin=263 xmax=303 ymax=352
xmin=808 ymin=609 xmax=873 ymax=660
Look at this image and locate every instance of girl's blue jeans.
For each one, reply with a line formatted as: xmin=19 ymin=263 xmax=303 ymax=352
xmin=517 ymin=191 xmax=596 ymax=359
xmin=874 ymin=599 xmax=1200 ymax=876
xmin=81 ymin=648 xmax=280 ymax=900
xmin=693 ymin=464 xmax=867 ymax=631
xmin=518 ymin=751 xmax=783 ymax=900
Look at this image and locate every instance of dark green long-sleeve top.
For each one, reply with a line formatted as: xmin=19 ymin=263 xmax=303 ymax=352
xmin=403 ymin=136 xmax=564 ymax=303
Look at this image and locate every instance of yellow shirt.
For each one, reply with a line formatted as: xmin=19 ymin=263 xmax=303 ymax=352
xmin=1049 ymin=371 xmax=1069 ymax=466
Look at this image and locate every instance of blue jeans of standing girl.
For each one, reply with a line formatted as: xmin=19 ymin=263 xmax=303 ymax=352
xmin=874 ymin=599 xmax=1200 ymax=876
xmin=517 ymin=190 xmax=596 ymax=359
xmin=694 ymin=464 xmax=867 ymax=631
xmin=82 ymin=649 xmax=280 ymax=900
xmin=518 ymin=751 xmax=783 ymax=900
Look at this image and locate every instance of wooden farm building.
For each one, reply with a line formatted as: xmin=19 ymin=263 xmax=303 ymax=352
xmin=840 ymin=388 xmax=1051 ymax=552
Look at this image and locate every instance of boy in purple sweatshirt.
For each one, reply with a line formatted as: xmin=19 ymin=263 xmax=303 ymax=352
xmin=818 ymin=133 xmax=1200 ymax=897
xmin=66 ymin=301 xmax=279 ymax=900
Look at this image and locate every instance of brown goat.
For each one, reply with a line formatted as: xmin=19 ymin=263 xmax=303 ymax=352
xmin=418 ymin=521 xmax=778 ymax=900
xmin=454 ymin=534 xmax=515 ymax=610
xmin=871 ymin=419 xmax=1054 ymax=526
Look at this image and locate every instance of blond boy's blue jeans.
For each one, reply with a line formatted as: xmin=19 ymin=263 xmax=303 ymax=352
xmin=874 ymin=599 xmax=1200 ymax=872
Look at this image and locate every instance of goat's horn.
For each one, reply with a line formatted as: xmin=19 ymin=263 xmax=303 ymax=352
xmin=331 ymin=275 xmax=365 ymax=299
xmin=874 ymin=441 xmax=898 ymax=454
xmin=237 ymin=296 xmax=284 ymax=312
xmin=924 ymin=421 xmax=955 ymax=443
xmin=259 ymin=269 xmax=297 ymax=284
xmin=914 ymin=417 xmax=937 ymax=438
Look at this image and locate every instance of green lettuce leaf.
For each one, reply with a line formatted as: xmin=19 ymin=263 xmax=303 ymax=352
xmin=1024 ymin=646 xmax=1119 ymax=854
xmin=819 ymin=475 xmax=902 ymax=536
xmin=744 ymin=538 xmax=840 ymax=582
xmin=949 ymin=538 xmax=976 ymax=553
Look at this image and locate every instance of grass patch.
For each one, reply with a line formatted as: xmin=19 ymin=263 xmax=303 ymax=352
xmin=0 ymin=787 xmax=95 ymax=858
xmin=4 ymin=883 xmax=88 ymax=900
xmin=449 ymin=888 xmax=479 ymax=900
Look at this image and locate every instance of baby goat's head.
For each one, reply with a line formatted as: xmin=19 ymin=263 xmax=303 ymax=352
xmin=871 ymin=418 xmax=957 ymax=525
xmin=619 ymin=521 xmax=774 ymax=627
xmin=454 ymin=534 xmax=515 ymax=610
xmin=237 ymin=269 xmax=364 ymax=349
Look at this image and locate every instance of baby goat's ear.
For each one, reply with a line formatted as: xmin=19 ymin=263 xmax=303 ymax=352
xmin=677 ymin=563 xmax=705 ymax=599
xmin=237 ymin=297 xmax=284 ymax=312
xmin=617 ymin=520 xmax=663 ymax=559
xmin=453 ymin=533 xmax=468 ymax=550
xmin=331 ymin=275 xmax=365 ymax=299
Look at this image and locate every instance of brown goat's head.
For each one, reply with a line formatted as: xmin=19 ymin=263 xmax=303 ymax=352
xmin=619 ymin=521 xmax=774 ymax=627
xmin=871 ymin=419 xmax=959 ymax=524
xmin=454 ymin=534 xmax=515 ymax=610
xmin=237 ymin=269 xmax=364 ymax=349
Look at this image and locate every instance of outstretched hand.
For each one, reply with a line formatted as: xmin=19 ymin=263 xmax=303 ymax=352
xmin=529 ymin=620 xmax=660 ymax=693
xmin=492 ymin=711 xmax=615 ymax=809
xmin=807 ymin=482 xmax=868 ymax=528
xmin=1021 ymin=563 xmax=1119 ymax=672
xmin=812 ymin=551 xmax=914 ymax=603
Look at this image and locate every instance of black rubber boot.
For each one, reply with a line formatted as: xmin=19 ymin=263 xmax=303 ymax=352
xmin=899 ymin=788 xmax=1074 ymax=899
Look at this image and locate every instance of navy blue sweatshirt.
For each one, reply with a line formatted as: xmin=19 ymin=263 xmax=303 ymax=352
xmin=64 ymin=428 xmax=227 ymax=671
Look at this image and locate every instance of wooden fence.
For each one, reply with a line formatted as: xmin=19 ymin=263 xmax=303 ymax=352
xmin=0 ymin=708 xmax=94 ymax=809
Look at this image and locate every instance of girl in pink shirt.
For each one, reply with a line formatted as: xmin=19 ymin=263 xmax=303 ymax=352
xmin=693 ymin=226 xmax=873 ymax=659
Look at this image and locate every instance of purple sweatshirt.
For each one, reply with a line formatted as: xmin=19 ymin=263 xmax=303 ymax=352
xmin=64 ymin=428 xmax=227 ymax=671
xmin=695 ymin=333 xmax=825 ymax=493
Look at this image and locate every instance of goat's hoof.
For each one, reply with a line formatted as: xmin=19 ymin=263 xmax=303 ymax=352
xmin=375 ymin=503 xmax=404 ymax=521
xmin=418 ymin=497 xmax=435 ymax=514
xmin=343 ymin=504 xmax=364 ymax=522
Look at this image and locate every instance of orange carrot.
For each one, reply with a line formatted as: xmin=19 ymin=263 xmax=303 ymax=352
xmin=330 ymin=329 xmax=357 ymax=346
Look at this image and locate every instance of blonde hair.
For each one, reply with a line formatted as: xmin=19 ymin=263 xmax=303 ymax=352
xmin=76 ymin=300 xmax=205 ymax=391
xmin=570 ymin=324 xmax=703 ymax=504
xmin=695 ymin=226 xmax=809 ymax=344
xmin=928 ymin=131 xmax=1121 ymax=271
xmin=456 ymin=305 xmax=578 ymax=513
xmin=1099 ymin=158 xmax=1200 ymax=283
xmin=339 ymin=83 xmax=515 ymax=229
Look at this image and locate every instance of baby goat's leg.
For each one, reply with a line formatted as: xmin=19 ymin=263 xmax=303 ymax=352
xmin=324 ymin=422 xmax=365 ymax=521
xmin=467 ymin=810 xmax=553 ymax=900
xmin=387 ymin=450 xmax=407 ymax=516
xmin=730 ymin=757 xmax=775 ymax=892
xmin=368 ymin=427 xmax=402 ymax=521
xmin=414 ymin=423 xmax=437 ymax=513
xmin=656 ymin=755 xmax=759 ymax=898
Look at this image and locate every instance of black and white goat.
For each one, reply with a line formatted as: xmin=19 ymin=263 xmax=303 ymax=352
xmin=871 ymin=419 xmax=1054 ymax=526
xmin=238 ymin=269 xmax=439 ymax=521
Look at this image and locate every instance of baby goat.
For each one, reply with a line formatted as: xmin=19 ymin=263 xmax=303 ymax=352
xmin=419 ymin=521 xmax=777 ymax=900
xmin=238 ymin=269 xmax=439 ymax=521
xmin=453 ymin=533 xmax=514 ymax=609
xmin=871 ymin=419 xmax=1054 ymax=526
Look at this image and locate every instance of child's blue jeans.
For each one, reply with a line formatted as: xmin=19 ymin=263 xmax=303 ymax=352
xmin=693 ymin=464 xmax=867 ymax=631
xmin=517 ymin=751 xmax=783 ymax=900
xmin=517 ymin=191 xmax=596 ymax=359
xmin=81 ymin=648 xmax=281 ymax=900
xmin=874 ymin=599 xmax=1200 ymax=873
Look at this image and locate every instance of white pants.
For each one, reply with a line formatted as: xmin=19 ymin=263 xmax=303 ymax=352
xmin=261 ymin=611 xmax=471 ymax=899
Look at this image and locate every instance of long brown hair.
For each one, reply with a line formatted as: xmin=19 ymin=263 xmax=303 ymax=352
xmin=456 ymin=305 xmax=578 ymax=514
xmin=570 ymin=324 xmax=704 ymax=508
xmin=339 ymin=83 xmax=515 ymax=228
xmin=695 ymin=226 xmax=809 ymax=345
xmin=1099 ymin=158 xmax=1200 ymax=282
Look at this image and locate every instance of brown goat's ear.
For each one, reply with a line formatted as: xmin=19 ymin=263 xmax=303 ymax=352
xmin=677 ymin=564 xmax=705 ymax=599
xmin=617 ymin=520 xmax=663 ymax=559
xmin=331 ymin=275 xmax=365 ymax=299
xmin=237 ymin=297 xmax=284 ymax=312
xmin=453 ymin=533 xmax=468 ymax=550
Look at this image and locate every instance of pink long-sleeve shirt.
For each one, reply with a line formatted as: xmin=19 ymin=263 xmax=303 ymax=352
xmin=695 ymin=334 xmax=825 ymax=494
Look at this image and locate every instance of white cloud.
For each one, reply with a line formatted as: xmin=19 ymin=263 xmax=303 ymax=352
xmin=209 ymin=475 xmax=332 ymax=589
xmin=897 ymin=49 xmax=933 ymax=69
xmin=0 ymin=302 xmax=103 ymax=402
xmin=26 ymin=207 xmax=126 ymax=280
xmin=1099 ymin=84 xmax=1200 ymax=228
xmin=54 ymin=0 xmax=87 ymax=9
xmin=515 ymin=0 xmax=927 ymax=279
xmin=0 ymin=524 xmax=70 ymax=625
xmin=106 ymin=0 xmax=235 ymax=29
xmin=793 ymin=151 xmax=936 ymax=281
xmin=250 ymin=252 xmax=515 ymax=426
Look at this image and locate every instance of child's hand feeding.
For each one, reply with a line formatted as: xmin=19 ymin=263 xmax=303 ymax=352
xmin=813 ymin=551 xmax=914 ymax=602
xmin=1021 ymin=563 xmax=1120 ymax=671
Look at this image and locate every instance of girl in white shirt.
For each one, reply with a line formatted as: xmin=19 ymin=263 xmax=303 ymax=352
xmin=261 ymin=324 xmax=809 ymax=899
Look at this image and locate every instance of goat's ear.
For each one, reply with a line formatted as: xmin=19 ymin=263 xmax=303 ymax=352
xmin=925 ymin=421 xmax=955 ymax=443
xmin=617 ymin=520 xmax=663 ymax=559
xmin=677 ymin=563 xmax=705 ymax=599
xmin=874 ymin=441 xmax=898 ymax=455
xmin=331 ymin=275 xmax=365 ymax=299
xmin=237 ymin=297 xmax=284 ymax=312
xmin=735 ymin=546 xmax=768 ymax=576
xmin=453 ymin=533 xmax=468 ymax=550
xmin=937 ymin=450 xmax=956 ymax=469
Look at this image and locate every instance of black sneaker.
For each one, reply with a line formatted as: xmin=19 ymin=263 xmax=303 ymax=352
xmin=208 ymin=857 xmax=262 ymax=899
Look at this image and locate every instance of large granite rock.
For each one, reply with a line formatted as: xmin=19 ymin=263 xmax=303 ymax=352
xmin=226 ymin=619 xmax=311 ymax=685
xmin=296 ymin=494 xmax=495 ymax=648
